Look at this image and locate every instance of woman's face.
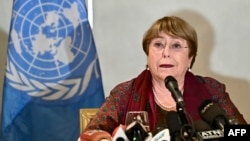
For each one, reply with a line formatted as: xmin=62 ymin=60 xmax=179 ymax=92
xmin=147 ymin=32 xmax=193 ymax=82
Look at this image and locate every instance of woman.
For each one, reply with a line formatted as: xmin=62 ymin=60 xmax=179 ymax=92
xmin=80 ymin=16 xmax=247 ymax=140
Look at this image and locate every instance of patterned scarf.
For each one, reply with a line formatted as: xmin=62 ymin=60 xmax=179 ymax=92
xmin=124 ymin=69 xmax=213 ymax=131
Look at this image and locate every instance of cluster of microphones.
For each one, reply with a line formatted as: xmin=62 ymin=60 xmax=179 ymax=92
xmin=111 ymin=75 xmax=238 ymax=141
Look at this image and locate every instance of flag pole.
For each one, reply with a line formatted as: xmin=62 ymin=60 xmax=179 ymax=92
xmin=87 ymin=0 xmax=93 ymax=29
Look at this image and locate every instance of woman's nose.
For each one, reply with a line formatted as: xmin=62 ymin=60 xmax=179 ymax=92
xmin=162 ymin=45 xmax=170 ymax=58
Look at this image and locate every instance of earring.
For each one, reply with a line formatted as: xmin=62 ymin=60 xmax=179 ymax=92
xmin=188 ymin=67 xmax=191 ymax=72
xmin=146 ymin=64 xmax=149 ymax=70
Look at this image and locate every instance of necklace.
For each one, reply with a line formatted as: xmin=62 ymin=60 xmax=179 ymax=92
xmin=152 ymin=88 xmax=176 ymax=110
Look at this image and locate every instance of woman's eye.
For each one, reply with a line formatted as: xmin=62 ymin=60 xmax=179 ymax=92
xmin=172 ymin=43 xmax=182 ymax=49
xmin=154 ymin=42 xmax=164 ymax=48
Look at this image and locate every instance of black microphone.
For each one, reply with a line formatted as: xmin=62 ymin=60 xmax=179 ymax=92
xmin=164 ymin=76 xmax=185 ymax=108
xmin=164 ymin=76 xmax=190 ymax=125
xmin=112 ymin=125 xmax=129 ymax=141
xmin=194 ymin=120 xmax=213 ymax=132
xmin=167 ymin=111 xmax=183 ymax=141
xmin=196 ymin=129 xmax=224 ymax=140
xmin=194 ymin=120 xmax=224 ymax=140
xmin=199 ymin=99 xmax=228 ymax=131
xmin=165 ymin=76 xmax=196 ymax=140
xmin=125 ymin=119 xmax=149 ymax=141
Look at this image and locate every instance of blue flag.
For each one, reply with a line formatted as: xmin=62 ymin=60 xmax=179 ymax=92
xmin=1 ymin=0 xmax=105 ymax=141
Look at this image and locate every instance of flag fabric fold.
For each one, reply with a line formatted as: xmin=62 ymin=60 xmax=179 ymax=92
xmin=1 ymin=0 xmax=105 ymax=141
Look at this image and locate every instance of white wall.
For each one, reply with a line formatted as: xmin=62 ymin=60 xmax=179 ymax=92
xmin=92 ymin=0 xmax=250 ymax=123
xmin=0 ymin=0 xmax=249 ymax=124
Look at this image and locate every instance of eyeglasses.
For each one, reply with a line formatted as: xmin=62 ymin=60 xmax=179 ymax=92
xmin=152 ymin=42 xmax=188 ymax=52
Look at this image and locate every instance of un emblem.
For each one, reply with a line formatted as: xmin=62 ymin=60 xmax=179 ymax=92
xmin=6 ymin=0 xmax=101 ymax=102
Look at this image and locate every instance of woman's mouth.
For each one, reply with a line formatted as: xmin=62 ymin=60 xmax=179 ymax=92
xmin=159 ymin=64 xmax=174 ymax=68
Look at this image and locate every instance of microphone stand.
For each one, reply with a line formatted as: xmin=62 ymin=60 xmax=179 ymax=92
xmin=176 ymin=103 xmax=195 ymax=141
xmin=164 ymin=76 xmax=196 ymax=140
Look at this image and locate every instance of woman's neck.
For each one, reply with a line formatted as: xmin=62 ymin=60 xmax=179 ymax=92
xmin=151 ymin=76 xmax=185 ymax=111
xmin=152 ymin=76 xmax=184 ymax=93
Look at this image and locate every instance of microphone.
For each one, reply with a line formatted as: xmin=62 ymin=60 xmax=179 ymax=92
xmin=111 ymin=124 xmax=129 ymax=141
xmin=164 ymin=76 xmax=192 ymax=125
xmin=194 ymin=120 xmax=213 ymax=132
xmin=165 ymin=76 xmax=196 ymax=140
xmin=196 ymin=100 xmax=238 ymax=140
xmin=150 ymin=129 xmax=170 ymax=141
xmin=125 ymin=119 xmax=150 ymax=141
xmin=199 ymin=99 xmax=228 ymax=131
xmin=164 ymin=76 xmax=184 ymax=108
xmin=167 ymin=111 xmax=183 ymax=141
xmin=196 ymin=129 xmax=224 ymax=140
xmin=194 ymin=120 xmax=224 ymax=140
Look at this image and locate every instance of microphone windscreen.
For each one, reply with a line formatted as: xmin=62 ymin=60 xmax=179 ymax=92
xmin=112 ymin=125 xmax=126 ymax=137
xmin=112 ymin=124 xmax=128 ymax=141
xmin=199 ymin=100 xmax=227 ymax=128
xmin=194 ymin=120 xmax=212 ymax=131
xmin=165 ymin=76 xmax=178 ymax=89
xmin=151 ymin=129 xmax=170 ymax=141
xmin=125 ymin=121 xmax=148 ymax=141
xmin=166 ymin=111 xmax=182 ymax=137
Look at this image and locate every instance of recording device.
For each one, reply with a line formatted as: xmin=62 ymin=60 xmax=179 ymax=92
xmin=194 ymin=120 xmax=213 ymax=132
xmin=112 ymin=125 xmax=129 ymax=141
xmin=112 ymin=123 xmax=151 ymax=141
xmin=194 ymin=120 xmax=224 ymax=140
xmin=150 ymin=129 xmax=170 ymax=141
xmin=166 ymin=111 xmax=183 ymax=141
xmin=199 ymin=99 xmax=228 ymax=131
xmin=198 ymin=100 xmax=240 ymax=139
xmin=125 ymin=118 xmax=150 ymax=141
xmin=112 ymin=123 xmax=170 ymax=141
xmin=197 ymin=99 xmax=235 ymax=140
xmin=196 ymin=129 xmax=224 ymax=140
xmin=193 ymin=120 xmax=222 ymax=140
xmin=167 ymin=111 xmax=196 ymax=141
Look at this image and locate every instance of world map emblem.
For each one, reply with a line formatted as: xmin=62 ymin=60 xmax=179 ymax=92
xmin=6 ymin=0 xmax=101 ymax=103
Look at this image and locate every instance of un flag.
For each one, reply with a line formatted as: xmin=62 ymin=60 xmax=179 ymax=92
xmin=1 ymin=0 xmax=105 ymax=141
